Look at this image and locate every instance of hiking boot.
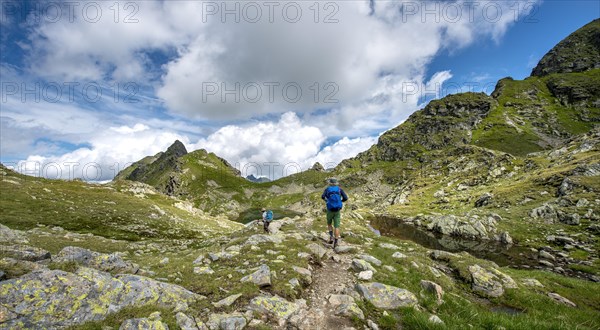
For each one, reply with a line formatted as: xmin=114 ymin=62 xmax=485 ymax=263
xmin=328 ymin=236 xmax=334 ymax=244
xmin=333 ymin=239 xmax=339 ymax=248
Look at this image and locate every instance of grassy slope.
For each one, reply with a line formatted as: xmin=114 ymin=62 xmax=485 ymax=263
xmin=0 ymin=166 xmax=242 ymax=242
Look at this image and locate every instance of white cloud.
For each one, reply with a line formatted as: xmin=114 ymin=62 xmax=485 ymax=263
xmin=307 ymin=136 xmax=379 ymax=169
xmin=190 ymin=112 xmax=377 ymax=179
xmin=4 ymin=0 xmax=542 ymax=181
xmin=14 ymin=124 xmax=188 ymax=181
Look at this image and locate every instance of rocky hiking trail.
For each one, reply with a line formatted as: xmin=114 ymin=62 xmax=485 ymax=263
xmin=1 ymin=211 xmax=599 ymax=329
xmin=300 ymin=240 xmax=356 ymax=330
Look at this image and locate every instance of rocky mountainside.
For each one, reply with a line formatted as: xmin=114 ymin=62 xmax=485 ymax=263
xmin=1 ymin=19 xmax=600 ymax=330
xmin=532 ymin=19 xmax=600 ymax=77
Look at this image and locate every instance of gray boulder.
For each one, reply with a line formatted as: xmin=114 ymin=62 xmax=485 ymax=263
xmin=466 ymin=265 xmax=517 ymax=298
xmin=355 ymin=282 xmax=418 ymax=309
xmin=0 ymin=267 xmax=202 ymax=329
xmin=358 ymin=254 xmax=382 ymax=266
xmin=53 ymin=246 xmax=139 ymax=274
xmin=475 ymin=193 xmax=493 ymax=207
xmin=305 ymin=243 xmax=327 ymax=259
xmin=240 ymin=264 xmax=271 ymax=287
xmin=352 ymin=259 xmax=377 ymax=273
xmin=1 ymin=245 xmax=50 ymax=262
xmin=247 ymin=295 xmax=304 ymax=326
xmin=206 ymin=313 xmax=247 ymax=330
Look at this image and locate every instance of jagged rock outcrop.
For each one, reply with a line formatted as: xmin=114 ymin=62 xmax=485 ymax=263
xmin=356 ymin=93 xmax=494 ymax=162
xmin=531 ymin=19 xmax=600 ymax=77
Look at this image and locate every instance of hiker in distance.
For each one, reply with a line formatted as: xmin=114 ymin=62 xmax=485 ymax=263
xmin=321 ymin=178 xmax=349 ymax=248
xmin=260 ymin=207 xmax=274 ymax=233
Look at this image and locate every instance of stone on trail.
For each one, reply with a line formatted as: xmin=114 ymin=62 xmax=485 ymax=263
xmin=355 ymin=282 xmax=418 ymax=309
xmin=335 ymin=302 xmax=365 ymax=320
xmin=358 ymin=270 xmax=374 ymax=280
xmin=352 ymin=259 xmax=377 ymax=273
xmin=327 ymin=294 xmax=355 ymax=306
xmin=305 ymin=243 xmax=328 ymax=259
xmin=334 ymin=245 xmax=357 ymax=254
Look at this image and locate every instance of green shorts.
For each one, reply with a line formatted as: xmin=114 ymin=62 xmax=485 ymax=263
xmin=327 ymin=210 xmax=341 ymax=228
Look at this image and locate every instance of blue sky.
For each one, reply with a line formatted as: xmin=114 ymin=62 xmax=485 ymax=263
xmin=428 ymin=0 xmax=600 ymax=96
xmin=0 ymin=1 xmax=597 ymax=180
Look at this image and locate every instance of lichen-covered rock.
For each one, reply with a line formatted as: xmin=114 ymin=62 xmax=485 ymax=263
xmin=194 ymin=266 xmax=214 ymax=275
xmin=246 ymin=295 xmax=304 ymax=326
xmin=355 ymin=282 xmax=418 ymax=309
xmin=53 ymin=246 xmax=139 ymax=274
xmin=467 ymin=265 xmax=516 ymax=298
xmin=121 ymin=312 xmax=166 ymax=329
xmin=352 ymin=259 xmax=377 ymax=273
xmin=240 ymin=264 xmax=271 ymax=287
xmin=120 ymin=317 xmax=169 ymax=330
xmin=335 ymin=302 xmax=365 ymax=320
xmin=206 ymin=312 xmax=246 ymax=330
xmin=358 ymin=254 xmax=382 ymax=266
xmin=305 ymin=243 xmax=327 ymax=259
xmin=0 ymin=267 xmax=202 ymax=329
xmin=1 ymin=245 xmax=50 ymax=262
xmin=0 ymin=224 xmax=28 ymax=244
xmin=292 ymin=266 xmax=312 ymax=285
xmin=212 ymin=293 xmax=243 ymax=308
xmin=176 ymin=312 xmax=200 ymax=330
xmin=244 ymin=234 xmax=283 ymax=246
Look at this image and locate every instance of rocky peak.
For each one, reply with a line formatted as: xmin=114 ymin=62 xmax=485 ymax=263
xmin=531 ymin=19 xmax=600 ymax=77
xmin=165 ymin=140 xmax=188 ymax=159
xmin=311 ymin=162 xmax=325 ymax=172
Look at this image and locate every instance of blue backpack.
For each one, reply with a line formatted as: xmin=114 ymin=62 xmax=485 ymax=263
xmin=265 ymin=210 xmax=273 ymax=222
xmin=325 ymin=186 xmax=343 ymax=211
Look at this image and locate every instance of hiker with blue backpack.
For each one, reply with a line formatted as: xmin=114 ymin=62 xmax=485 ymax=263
xmin=322 ymin=178 xmax=349 ymax=248
xmin=261 ymin=208 xmax=274 ymax=233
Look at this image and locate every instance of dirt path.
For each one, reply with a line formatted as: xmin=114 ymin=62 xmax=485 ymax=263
xmin=298 ymin=241 xmax=357 ymax=330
